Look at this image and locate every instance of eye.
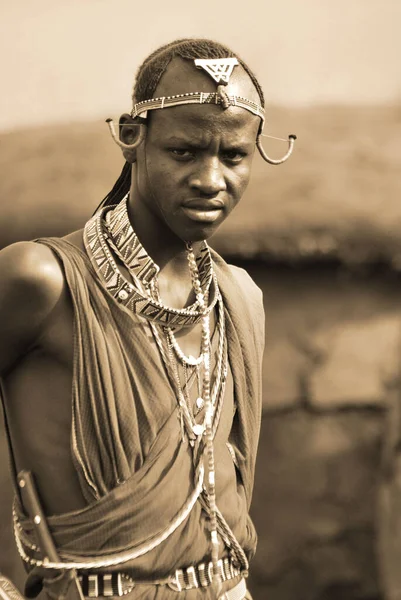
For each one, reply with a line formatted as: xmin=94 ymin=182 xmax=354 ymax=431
xmin=222 ymin=150 xmax=247 ymax=164
xmin=169 ymin=148 xmax=194 ymax=161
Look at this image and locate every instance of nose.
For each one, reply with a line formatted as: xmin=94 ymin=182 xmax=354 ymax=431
xmin=189 ymin=157 xmax=227 ymax=196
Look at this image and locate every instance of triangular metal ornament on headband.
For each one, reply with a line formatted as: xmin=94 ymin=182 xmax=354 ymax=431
xmin=194 ymin=58 xmax=239 ymax=109
xmin=194 ymin=58 xmax=239 ymax=84
xmin=106 ymin=55 xmax=297 ymax=164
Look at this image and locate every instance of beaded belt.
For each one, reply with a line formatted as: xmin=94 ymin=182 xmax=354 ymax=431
xmin=78 ymin=557 xmax=242 ymax=596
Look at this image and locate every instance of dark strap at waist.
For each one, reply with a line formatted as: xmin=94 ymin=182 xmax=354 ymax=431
xmin=78 ymin=557 xmax=242 ymax=596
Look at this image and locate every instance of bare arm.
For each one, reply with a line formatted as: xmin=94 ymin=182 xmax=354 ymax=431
xmin=0 ymin=241 xmax=64 ymax=376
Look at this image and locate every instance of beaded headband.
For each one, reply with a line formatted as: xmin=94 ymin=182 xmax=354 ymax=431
xmin=106 ymin=57 xmax=296 ymax=165
xmin=130 ymin=92 xmax=265 ymax=122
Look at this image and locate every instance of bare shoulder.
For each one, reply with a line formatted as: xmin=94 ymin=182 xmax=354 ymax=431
xmin=0 ymin=241 xmax=65 ymax=374
xmin=0 ymin=240 xmax=64 ymax=297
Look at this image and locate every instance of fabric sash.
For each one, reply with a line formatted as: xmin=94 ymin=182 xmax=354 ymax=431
xmin=15 ymin=238 xmax=264 ymax=585
xmin=16 ymin=409 xmax=204 ymax=567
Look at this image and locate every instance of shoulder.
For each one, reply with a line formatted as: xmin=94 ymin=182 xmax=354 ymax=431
xmin=211 ymin=251 xmax=265 ymax=365
xmin=227 ymin=264 xmax=265 ymax=336
xmin=227 ymin=264 xmax=263 ymax=303
xmin=0 ymin=240 xmax=64 ymax=300
xmin=211 ymin=249 xmax=265 ymax=340
xmin=211 ymin=248 xmax=263 ymax=307
xmin=0 ymin=241 xmax=66 ymax=374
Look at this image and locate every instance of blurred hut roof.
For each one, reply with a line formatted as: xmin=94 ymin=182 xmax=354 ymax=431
xmin=1 ymin=105 xmax=400 ymax=268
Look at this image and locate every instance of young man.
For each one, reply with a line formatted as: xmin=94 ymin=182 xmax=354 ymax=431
xmin=0 ymin=39 xmax=295 ymax=599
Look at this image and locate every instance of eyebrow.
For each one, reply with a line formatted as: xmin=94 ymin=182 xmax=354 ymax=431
xmin=164 ymin=135 xmax=202 ymax=145
xmin=164 ymin=135 xmax=254 ymax=150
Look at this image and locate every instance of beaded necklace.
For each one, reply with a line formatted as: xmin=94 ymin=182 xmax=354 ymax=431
xmin=83 ymin=200 xmax=229 ymax=590
xmin=150 ymin=291 xmax=228 ymax=442
xmin=185 ymin=243 xmax=223 ymax=589
xmin=103 ymin=197 xmax=214 ymax=296
xmin=83 ymin=199 xmax=218 ymax=328
xmin=91 ymin=196 xmax=228 ymax=433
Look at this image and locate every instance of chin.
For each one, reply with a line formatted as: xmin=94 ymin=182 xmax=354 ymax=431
xmin=180 ymin=223 xmax=222 ymax=244
xmin=178 ymin=216 xmax=228 ymax=244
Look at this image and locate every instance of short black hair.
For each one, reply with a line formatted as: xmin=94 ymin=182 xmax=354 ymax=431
xmin=98 ymin=38 xmax=264 ymax=211
xmin=133 ymin=38 xmax=264 ymax=106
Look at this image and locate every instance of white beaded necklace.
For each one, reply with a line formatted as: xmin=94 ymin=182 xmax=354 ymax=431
xmin=83 ymin=203 xmax=218 ymax=328
xmin=85 ymin=200 xmax=226 ymax=592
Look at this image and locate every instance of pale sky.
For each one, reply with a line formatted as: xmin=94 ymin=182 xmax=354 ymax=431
xmin=1 ymin=0 xmax=400 ymax=132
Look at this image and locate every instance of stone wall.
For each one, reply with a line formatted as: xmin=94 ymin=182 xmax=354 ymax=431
xmin=250 ymin=404 xmax=385 ymax=600
xmin=245 ymin=262 xmax=401 ymax=600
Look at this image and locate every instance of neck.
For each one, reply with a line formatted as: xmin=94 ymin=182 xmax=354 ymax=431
xmin=127 ymin=192 xmax=202 ymax=280
xmin=126 ymin=191 xmax=205 ymax=308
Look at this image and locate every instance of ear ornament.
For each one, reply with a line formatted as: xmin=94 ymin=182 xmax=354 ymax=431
xmin=105 ymin=118 xmax=146 ymax=150
xmin=256 ymin=133 xmax=297 ymax=165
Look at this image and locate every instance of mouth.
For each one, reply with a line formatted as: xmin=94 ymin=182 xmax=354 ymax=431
xmin=181 ymin=206 xmax=223 ymax=223
xmin=181 ymin=199 xmax=225 ymax=224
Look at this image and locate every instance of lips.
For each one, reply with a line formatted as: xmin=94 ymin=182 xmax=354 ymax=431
xmin=183 ymin=197 xmax=225 ymax=209
xmin=181 ymin=199 xmax=225 ymax=224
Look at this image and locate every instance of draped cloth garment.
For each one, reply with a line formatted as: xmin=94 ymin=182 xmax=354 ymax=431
xmin=15 ymin=238 xmax=265 ymax=597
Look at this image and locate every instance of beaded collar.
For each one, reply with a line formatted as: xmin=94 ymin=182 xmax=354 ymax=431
xmin=103 ymin=198 xmax=213 ymax=293
xmin=83 ymin=198 xmax=218 ymax=328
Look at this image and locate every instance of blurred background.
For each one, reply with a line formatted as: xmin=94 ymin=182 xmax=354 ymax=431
xmin=1 ymin=1 xmax=401 ymax=599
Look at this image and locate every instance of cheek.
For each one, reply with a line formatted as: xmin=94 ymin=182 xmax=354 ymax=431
xmin=146 ymin=155 xmax=183 ymax=194
xmin=229 ymin=164 xmax=253 ymax=200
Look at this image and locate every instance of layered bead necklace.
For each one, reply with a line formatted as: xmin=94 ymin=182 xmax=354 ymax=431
xmin=84 ymin=198 xmax=219 ymax=328
xmin=83 ymin=197 xmax=228 ymax=590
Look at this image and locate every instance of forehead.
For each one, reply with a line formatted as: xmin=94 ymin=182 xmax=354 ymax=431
xmin=147 ymin=56 xmax=261 ymax=142
xmin=147 ymin=102 xmax=260 ymax=144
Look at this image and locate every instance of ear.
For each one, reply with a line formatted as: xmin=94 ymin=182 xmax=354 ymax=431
xmin=119 ymin=113 xmax=147 ymax=163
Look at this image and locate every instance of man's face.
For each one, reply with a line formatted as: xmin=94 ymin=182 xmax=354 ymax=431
xmin=127 ymin=57 xmax=262 ymax=242
xmin=133 ymin=104 xmax=260 ymax=242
